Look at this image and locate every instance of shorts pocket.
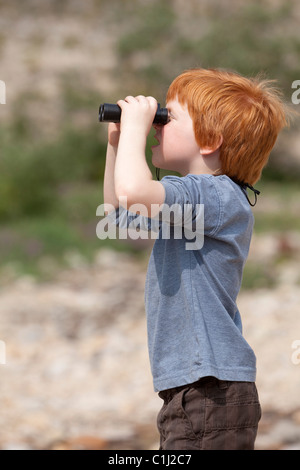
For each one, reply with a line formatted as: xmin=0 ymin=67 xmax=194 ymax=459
xmin=178 ymin=387 xmax=206 ymax=438
xmin=205 ymin=382 xmax=261 ymax=431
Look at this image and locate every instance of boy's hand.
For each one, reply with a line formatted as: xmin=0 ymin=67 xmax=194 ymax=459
xmin=113 ymin=95 xmax=165 ymax=215
xmin=108 ymin=122 xmax=121 ymax=148
xmin=117 ymin=95 xmax=158 ymax=137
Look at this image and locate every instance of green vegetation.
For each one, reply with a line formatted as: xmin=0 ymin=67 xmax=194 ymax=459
xmin=116 ymin=0 xmax=300 ymax=98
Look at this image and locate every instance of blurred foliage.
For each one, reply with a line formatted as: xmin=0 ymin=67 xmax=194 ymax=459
xmin=116 ymin=0 xmax=300 ymax=99
xmin=0 ymin=125 xmax=105 ymax=220
xmin=0 ymin=0 xmax=299 ymax=277
xmin=176 ymin=3 xmax=300 ymax=91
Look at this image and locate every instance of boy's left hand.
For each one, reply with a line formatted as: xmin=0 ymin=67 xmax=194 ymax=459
xmin=113 ymin=94 xmax=165 ymax=216
xmin=117 ymin=95 xmax=158 ymax=136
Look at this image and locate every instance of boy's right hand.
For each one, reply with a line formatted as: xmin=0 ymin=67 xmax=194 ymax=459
xmin=108 ymin=122 xmax=121 ymax=148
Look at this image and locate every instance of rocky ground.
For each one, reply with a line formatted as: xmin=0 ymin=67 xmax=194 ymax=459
xmin=0 ymin=237 xmax=300 ymax=451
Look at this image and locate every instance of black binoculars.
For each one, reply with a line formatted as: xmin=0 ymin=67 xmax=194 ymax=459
xmin=98 ymin=102 xmax=169 ymax=125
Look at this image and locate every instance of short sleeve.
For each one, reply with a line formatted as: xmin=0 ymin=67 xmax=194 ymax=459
xmin=160 ymin=174 xmax=223 ymax=236
xmin=107 ymin=206 xmax=161 ymax=232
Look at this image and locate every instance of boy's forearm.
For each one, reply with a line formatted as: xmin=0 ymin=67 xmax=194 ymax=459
xmin=106 ymin=96 xmax=165 ymax=215
xmin=103 ymin=142 xmax=119 ymax=212
xmin=114 ymin=128 xmax=153 ymax=205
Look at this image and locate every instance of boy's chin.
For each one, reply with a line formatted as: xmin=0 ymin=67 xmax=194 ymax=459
xmin=151 ymin=152 xmax=175 ymax=173
xmin=152 ymin=159 xmax=172 ymax=173
xmin=151 ymin=154 xmax=162 ymax=168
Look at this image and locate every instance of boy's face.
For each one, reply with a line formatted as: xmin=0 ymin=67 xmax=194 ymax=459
xmin=151 ymin=98 xmax=200 ymax=175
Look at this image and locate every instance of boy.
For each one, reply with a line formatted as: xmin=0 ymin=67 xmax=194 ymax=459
xmin=103 ymin=68 xmax=289 ymax=450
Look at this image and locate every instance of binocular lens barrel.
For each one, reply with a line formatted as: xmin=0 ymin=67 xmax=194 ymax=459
xmin=98 ymin=103 xmax=169 ymax=125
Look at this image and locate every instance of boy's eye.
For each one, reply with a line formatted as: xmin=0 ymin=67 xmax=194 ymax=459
xmin=167 ymin=112 xmax=174 ymax=122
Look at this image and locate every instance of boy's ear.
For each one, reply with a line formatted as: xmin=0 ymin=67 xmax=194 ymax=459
xmin=200 ymin=135 xmax=223 ymax=155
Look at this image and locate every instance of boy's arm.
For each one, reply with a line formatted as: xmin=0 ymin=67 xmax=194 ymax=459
xmin=114 ymin=95 xmax=165 ymax=217
xmin=103 ymin=123 xmax=121 ymax=214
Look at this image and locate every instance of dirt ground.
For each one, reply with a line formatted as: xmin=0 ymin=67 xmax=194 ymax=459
xmin=0 ymin=240 xmax=300 ymax=450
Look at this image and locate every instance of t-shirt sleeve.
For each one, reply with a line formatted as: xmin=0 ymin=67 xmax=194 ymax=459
xmin=107 ymin=205 xmax=161 ymax=232
xmin=160 ymin=174 xmax=223 ymax=236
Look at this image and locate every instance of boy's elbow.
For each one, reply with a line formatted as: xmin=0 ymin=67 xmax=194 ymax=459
xmin=115 ymin=180 xmax=165 ymax=216
xmin=115 ymin=183 xmax=141 ymax=208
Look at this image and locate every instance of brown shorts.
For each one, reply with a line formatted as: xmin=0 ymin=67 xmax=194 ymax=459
xmin=157 ymin=376 xmax=261 ymax=450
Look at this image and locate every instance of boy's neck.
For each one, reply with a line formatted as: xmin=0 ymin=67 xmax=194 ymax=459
xmin=181 ymin=149 xmax=221 ymax=176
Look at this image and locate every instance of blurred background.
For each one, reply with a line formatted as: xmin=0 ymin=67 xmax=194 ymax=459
xmin=0 ymin=0 xmax=300 ymax=450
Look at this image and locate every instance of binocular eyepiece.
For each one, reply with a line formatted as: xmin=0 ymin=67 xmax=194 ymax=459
xmin=98 ymin=102 xmax=169 ymax=125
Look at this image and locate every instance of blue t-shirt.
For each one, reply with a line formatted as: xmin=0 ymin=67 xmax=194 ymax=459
xmin=109 ymin=174 xmax=257 ymax=392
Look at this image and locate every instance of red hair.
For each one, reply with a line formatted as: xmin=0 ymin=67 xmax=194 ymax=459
xmin=166 ymin=68 xmax=289 ymax=184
